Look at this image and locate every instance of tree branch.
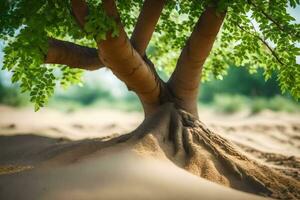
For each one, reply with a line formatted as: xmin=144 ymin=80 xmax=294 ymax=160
xmin=45 ymin=38 xmax=103 ymax=70
xmin=98 ymin=0 xmax=162 ymax=114
xmin=247 ymin=0 xmax=298 ymax=38
xmin=168 ymin=7 xmax=226 ymax=116
xmin=71 ymin=0 xmax=89 ymax=29
xmin=236 ymin=24 xmax=284 ymax=66
xmin=130 ymin=0 xmax=166 ymax=56
xmin=69 ymin=0 xmax=164 ymax=113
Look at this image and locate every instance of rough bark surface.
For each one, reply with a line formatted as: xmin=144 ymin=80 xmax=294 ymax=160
xmin=168 ymin=7 xmax=225 ymax=116
xmin=45 ymin=38 xmax=103 ymax=70
xmin=130 ymin=104 xmax=300 ymax=199
xmin=98 ymin=0 xmax=163 ymax=114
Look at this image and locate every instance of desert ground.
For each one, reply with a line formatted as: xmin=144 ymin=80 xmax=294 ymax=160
xmin=0 ymin=105 xmax=299 ymax=199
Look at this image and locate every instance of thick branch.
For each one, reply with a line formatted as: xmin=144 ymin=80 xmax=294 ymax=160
xmin=131 ymin=0 xmax=166 ymax=56
xmin=69 ymin=0 xmax=163 ymax=113
xmin=45 ymin=38 xmax=103 ymax=70
xmin=98 ymin=0 xmax=162 ymax=114
xmin=71 ymin=0 xmax=89 ymax=29
xmin=168 ymin=7 xmax=225 ymax=116
xmin=45 ymin=1 xmax=102 ymax=70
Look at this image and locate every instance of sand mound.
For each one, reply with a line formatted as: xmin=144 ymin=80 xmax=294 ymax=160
xmin=0 ymin=135 xmax=264 ymax=200
xmin=0 ymin=105 xmax=299 ymax=199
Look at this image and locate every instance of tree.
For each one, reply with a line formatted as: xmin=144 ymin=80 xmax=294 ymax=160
xmin=1 ymin=0 xmax=300 ymax=199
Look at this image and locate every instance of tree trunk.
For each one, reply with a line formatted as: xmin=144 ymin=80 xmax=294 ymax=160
xmin=121 ymin=103 xmax=299 ymax=199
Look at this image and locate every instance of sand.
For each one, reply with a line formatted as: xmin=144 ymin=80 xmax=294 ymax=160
xmin=0 ymin=105 xmax=299 ymax=199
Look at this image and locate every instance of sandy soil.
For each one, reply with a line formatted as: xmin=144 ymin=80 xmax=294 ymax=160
xmin=0 ymin=105 xmax=299 ymax=199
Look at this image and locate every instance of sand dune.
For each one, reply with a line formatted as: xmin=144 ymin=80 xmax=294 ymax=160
xmin=0 ymin=147 xmax=265 ymax=200
xmin=0 ymin=105 xmax=299 ymax=199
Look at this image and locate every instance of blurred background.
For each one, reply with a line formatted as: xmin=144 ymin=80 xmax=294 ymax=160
xmin=0 ymin=5 xmax=299 ymax=117
xmin=0 ymin=65 xmax=299 ymax=115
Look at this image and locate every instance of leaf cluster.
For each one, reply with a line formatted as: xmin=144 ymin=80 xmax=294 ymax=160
xmin=1 ymin=0 xmax=85 ymax=110
xmin=84 ymin=0 xmax=119 ymax=41
xmin=1 ymin=0 xmax=299 ymax=111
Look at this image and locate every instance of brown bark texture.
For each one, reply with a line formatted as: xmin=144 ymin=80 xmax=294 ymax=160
xmin=44 ymin=0 xmax=223 ymax=116
xmin=168 ymin=7 xmax=225 ymax=116
xmin=45 ymin=38 xmax=103 ymax=70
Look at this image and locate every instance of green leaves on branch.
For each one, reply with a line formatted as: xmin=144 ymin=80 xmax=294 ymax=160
xmin=150 ymin=0 xmax=300 ymax=100
xmin=117 ymin=0 xmax=143 ymax=34
xmin=84 ymin=1 xmax=119 ymax=42
xmin=1 ymin=0 xmax=85 ymax=110
xmin=289 ymin=0 xmax=300 ymax=8
xmin=149 ymin=0 xmax=205 ymax=74
xmin=2 ymin=27 xmax=53 ymax=111
xmin=60 ymin=66 xmax=83 ymax=89
xmin=211 ymin=0 xmax=300 ymax=99
xmin=1 ymin=0 xmax=300 ymax=108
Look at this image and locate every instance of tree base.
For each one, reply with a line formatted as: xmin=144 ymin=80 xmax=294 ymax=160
xmin=25 ymin=103 xmax=299 ymax=199
xmin=124 ymin=103 xmax=300 ymax=199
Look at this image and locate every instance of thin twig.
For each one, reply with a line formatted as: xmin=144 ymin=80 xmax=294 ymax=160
xmin=236 ymin=23 xmax=284 ymax=66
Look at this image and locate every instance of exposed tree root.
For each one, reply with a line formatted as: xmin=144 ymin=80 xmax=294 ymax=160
xmin=130 ymin=103 xmax=300 ymax=199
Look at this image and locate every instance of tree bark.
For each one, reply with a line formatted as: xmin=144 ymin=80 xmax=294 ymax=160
xmin=131 ymin=0 xmax=166 ymax=56
xmin=98 ymin=0 xmax=163 ymax=115
xmin=168 ymin=7 xmax=225 ymax=117
xmin=71 ymin=0 xmax=89 ymax=29
xmin=45 ymin=38 xmax=103 ymax=70
xmin=62 ymin=0 xmax=165 ymax=115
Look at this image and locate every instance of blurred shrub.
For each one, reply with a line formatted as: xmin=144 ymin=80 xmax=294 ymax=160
xmin=198 ymin=65 xmax=299 ymax=114
xmin=92 ymin=98 xmax=142 ymax=112
xmin=51 ymin=84 xmax=142 ymax=112
xmin=213 ymin=94 xmax=248 ymax=114
xmin=54 ymin=84 xmax=114 ymax=105
xmin=268 ymin=96 xmax=299 ymax=112
xmin=212 ymin=94 xmax=300 ymax=114
xmin=251 ymin=96 xmax=300 ymax=114
xmin=0 ymin=79 xmax=28 ymax=107
xmin=199 ymin=66 xmax=281 ymax=103
xmin=250 ymin=98 xmax=267 ymax=114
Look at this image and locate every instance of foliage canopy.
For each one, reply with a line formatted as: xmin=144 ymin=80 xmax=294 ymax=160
xmin=1 ymin=0 xmax=299 ymax=110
